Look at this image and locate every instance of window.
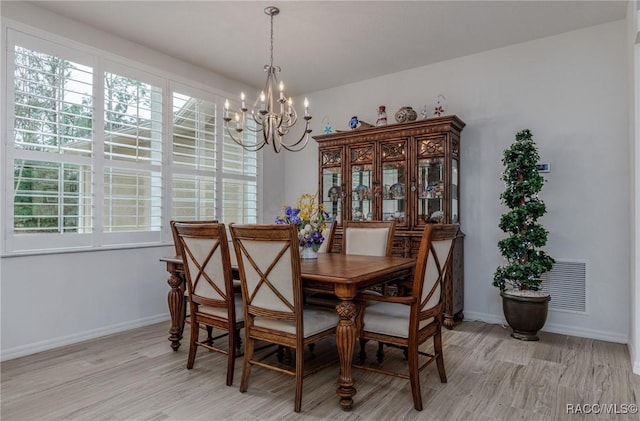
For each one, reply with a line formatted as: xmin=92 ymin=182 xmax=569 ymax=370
xmin=171 ymin=92 xmax=217 ymax=221
xmin=10 ymin=36 xmax=95 ymax=251
xmin=170 ymin=89 xmax=258 ymax=224
xmin=4 ymin=29 xmax=261 ymax=253
xmin=104 ymin=71 xmax=163 ymax=233
xmin=221 ymin=128 xmax=258 ymax=224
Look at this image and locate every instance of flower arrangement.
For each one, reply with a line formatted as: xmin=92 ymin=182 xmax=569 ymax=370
xmin=275 ymin=193 xmax=327 ymax=251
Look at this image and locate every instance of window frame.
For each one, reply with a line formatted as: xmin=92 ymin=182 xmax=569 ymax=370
xmin=2 ymin=26 xmax=263 ymax=255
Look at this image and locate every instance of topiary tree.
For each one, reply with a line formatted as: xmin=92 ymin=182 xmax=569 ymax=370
xmin=493 ymin=129 xmax=555 ymax=291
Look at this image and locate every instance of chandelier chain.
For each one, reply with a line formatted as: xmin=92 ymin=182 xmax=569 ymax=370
xmin=270 ymin=12 xmax=274 ymax=68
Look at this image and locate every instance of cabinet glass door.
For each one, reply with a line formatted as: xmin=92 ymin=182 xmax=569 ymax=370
xmin=349 ymin=145 xmax=374 ymax=221
xmin=351 ymin=164 xmax=372 ymax=220
xmin=452 ymin=158 xmax=459 ymax=223
xmin=322 ymin=167 xmax=342 ymax=223
xmin=417 ymin=157 xmax=444 ymax=225
xmin=381 ymin=141 xmax=407 ymax=226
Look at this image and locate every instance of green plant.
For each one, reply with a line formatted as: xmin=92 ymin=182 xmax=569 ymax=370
xmin=493 ymin=129 xmax=555 ymax=291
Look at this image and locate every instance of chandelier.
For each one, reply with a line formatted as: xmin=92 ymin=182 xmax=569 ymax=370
xmin=224 ymin=6 xmax=312 ymax=153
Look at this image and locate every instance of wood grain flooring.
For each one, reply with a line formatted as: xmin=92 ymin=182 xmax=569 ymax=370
xmin=1 ymin=321 xmax=638 ymax=420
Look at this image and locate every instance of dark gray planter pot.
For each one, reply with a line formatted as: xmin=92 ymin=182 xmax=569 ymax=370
xmin=500 ymin=290 xmax=550 ymax=341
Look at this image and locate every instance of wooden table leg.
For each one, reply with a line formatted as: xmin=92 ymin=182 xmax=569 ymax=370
xmin=335 ymin=299 xmax=358 ymax=410
xmin=167 ymin=270 xmax=184 ymax=351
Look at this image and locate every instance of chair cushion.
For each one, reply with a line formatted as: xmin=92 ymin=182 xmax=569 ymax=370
xmin=363 ymin=302 xmax=434 ymax=338
xmin=198 ymin=293 xmax=245 ymax=322
xmin=254 ymin=306 xmax=338 ymax=338
xmin=345 ymin=228 xmax=390 ymax=256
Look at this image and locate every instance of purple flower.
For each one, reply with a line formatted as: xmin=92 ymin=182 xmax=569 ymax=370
xmin=285 ymin=206 xmax=300 ymax=219
xmin=311 ymin=231 xmax=324 ymax=244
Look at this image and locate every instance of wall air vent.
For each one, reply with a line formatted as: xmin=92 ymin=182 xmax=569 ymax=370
xmin=540 ymin=260 xmax=587 ymax=313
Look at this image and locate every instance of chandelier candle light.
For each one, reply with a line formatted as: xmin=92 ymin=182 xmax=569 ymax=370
xmin=223 ymin=6 xmax=312 ymax=153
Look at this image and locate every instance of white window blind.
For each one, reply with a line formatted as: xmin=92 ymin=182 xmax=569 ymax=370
xmin=221 ymin=119 xmax=258 ymax=224
xmin=103 ymin=72 xmax=163 ymax=233
xmin=170 ymin=92 xmax=258 ymax=224
xmin=12 ymin=43 xmax=94 ymax=237
xmin=171 ymin=92 xmax=217 ymax=220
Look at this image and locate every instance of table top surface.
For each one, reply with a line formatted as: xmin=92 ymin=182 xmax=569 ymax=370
xmin=299 ymin=253 xmax=415 ymax=284
xmin=162 ymin=253 xmax=415 ymax=286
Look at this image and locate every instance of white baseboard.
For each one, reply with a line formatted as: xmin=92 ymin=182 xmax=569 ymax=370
xmin=0 ymin=314 xmax=170 ymax=362
xmin=628 ymin=342 xmax=640 ymax=375
xmin=463 ymin=311 xmax=628 ymax=344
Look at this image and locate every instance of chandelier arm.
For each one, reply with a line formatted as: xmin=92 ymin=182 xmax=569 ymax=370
xmin=279 ymin=118 xmax=312 ymax=150
xmin=225 ymin=124 xmax=268 ymax=151
xmin=280 ymin=132 xmax=311 ymax=152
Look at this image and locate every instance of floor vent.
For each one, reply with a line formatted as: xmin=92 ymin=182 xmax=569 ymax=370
xmin=540 ymin=260 xmax=587 ymax=312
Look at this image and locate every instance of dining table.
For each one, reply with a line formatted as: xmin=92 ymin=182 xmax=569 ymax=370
xmin=160 ymin=252 xmax=416 ymax=410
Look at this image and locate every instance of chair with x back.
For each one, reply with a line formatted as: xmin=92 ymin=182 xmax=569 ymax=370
xmin=354 ymin=224 xmax=459 ymax=410
xmin=229 ymin=223 xmax=338 ymax=413
xmin=170 ymin=219 xmax=219 ymax=336
xmin=355 ymin=224 xmax=459 ymax=411
xmin=173 ymin=221 xmax=243 ymax=386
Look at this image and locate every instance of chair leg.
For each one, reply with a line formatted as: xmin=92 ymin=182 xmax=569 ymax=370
xmin=294 ymin=342 xmax=305 ymax=413
xmin=376 ymin=342 xmax=385 ymax=364
xmin=434 ymin=328 xmax=447 ymax=383
xmin=181 ymin=297 xmax=188 ymax=337
xmin=187 ymin=318 xmax=199 ymax=369
xmin=408 ymin=342 xmax=423 ymax=411
xmin=226 ymin=325 xmax=236 ymax=386
xmin=236 ymin=329 xmax=242 ymax=350
xmin=239 ymin=335 xmax=254 ymax=393
xmin=358 ymin=338 xmax=368 ymax=364
xmin=206 ymin=326 xmax=214 ymax=345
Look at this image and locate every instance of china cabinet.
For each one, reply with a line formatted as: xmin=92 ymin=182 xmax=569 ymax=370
xmin=313 ymin=115 xmax=465 ymax=328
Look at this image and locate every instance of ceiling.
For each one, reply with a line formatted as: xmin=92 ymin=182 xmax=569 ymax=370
xmin=30 ymin=1 xmax=627 ymax=96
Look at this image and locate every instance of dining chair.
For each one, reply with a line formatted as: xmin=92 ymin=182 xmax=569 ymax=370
xmin=342 ymin=220 xmax=396 ymax=257
xmin=171 ymin=219 xmax=219 ymax=339
xmin=173 ymin=221 xmax=244 ymax=386
xmin=229 ymin=223 xmax=338 ymax=413
xmin=354 ymin=224 xmax=460 ymax=410
xmin=316 ymin=221 xmax=336 ymax=253
xmin=306 ymin=220 xmax=396 ymax=310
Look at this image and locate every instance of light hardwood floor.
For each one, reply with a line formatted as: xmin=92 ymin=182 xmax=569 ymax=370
xmin=1 ymin=321 xmax=638 ymax=421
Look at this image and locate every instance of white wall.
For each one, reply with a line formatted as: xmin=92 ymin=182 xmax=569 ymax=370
xmin=288 ymin=21 xmax=630 ymax=343
xmin=0 ymin=3 xmax=280 ymax=360
xmin=628 ymin=0 xmax=640 ymax=374
xmin=1 ymin=246 xmax=172 ymax=360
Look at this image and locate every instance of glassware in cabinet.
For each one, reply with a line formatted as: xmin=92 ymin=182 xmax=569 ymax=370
xmin=417 ymin=157 xmax=445 ymax=224
xmin=319 ymin=147 xmax=343 ymax=224
xmin=349 ymin=144 xmax=374 ymax=221
xmin=451 ymin=159 xmax=459 ymax=223
xmin=322 ymin=167 xmax=342 ymax=223
xmin=381 ymin=140 xmax=408 ymax=226
xmin=351 ymin=164 xmax=372 ymax=220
